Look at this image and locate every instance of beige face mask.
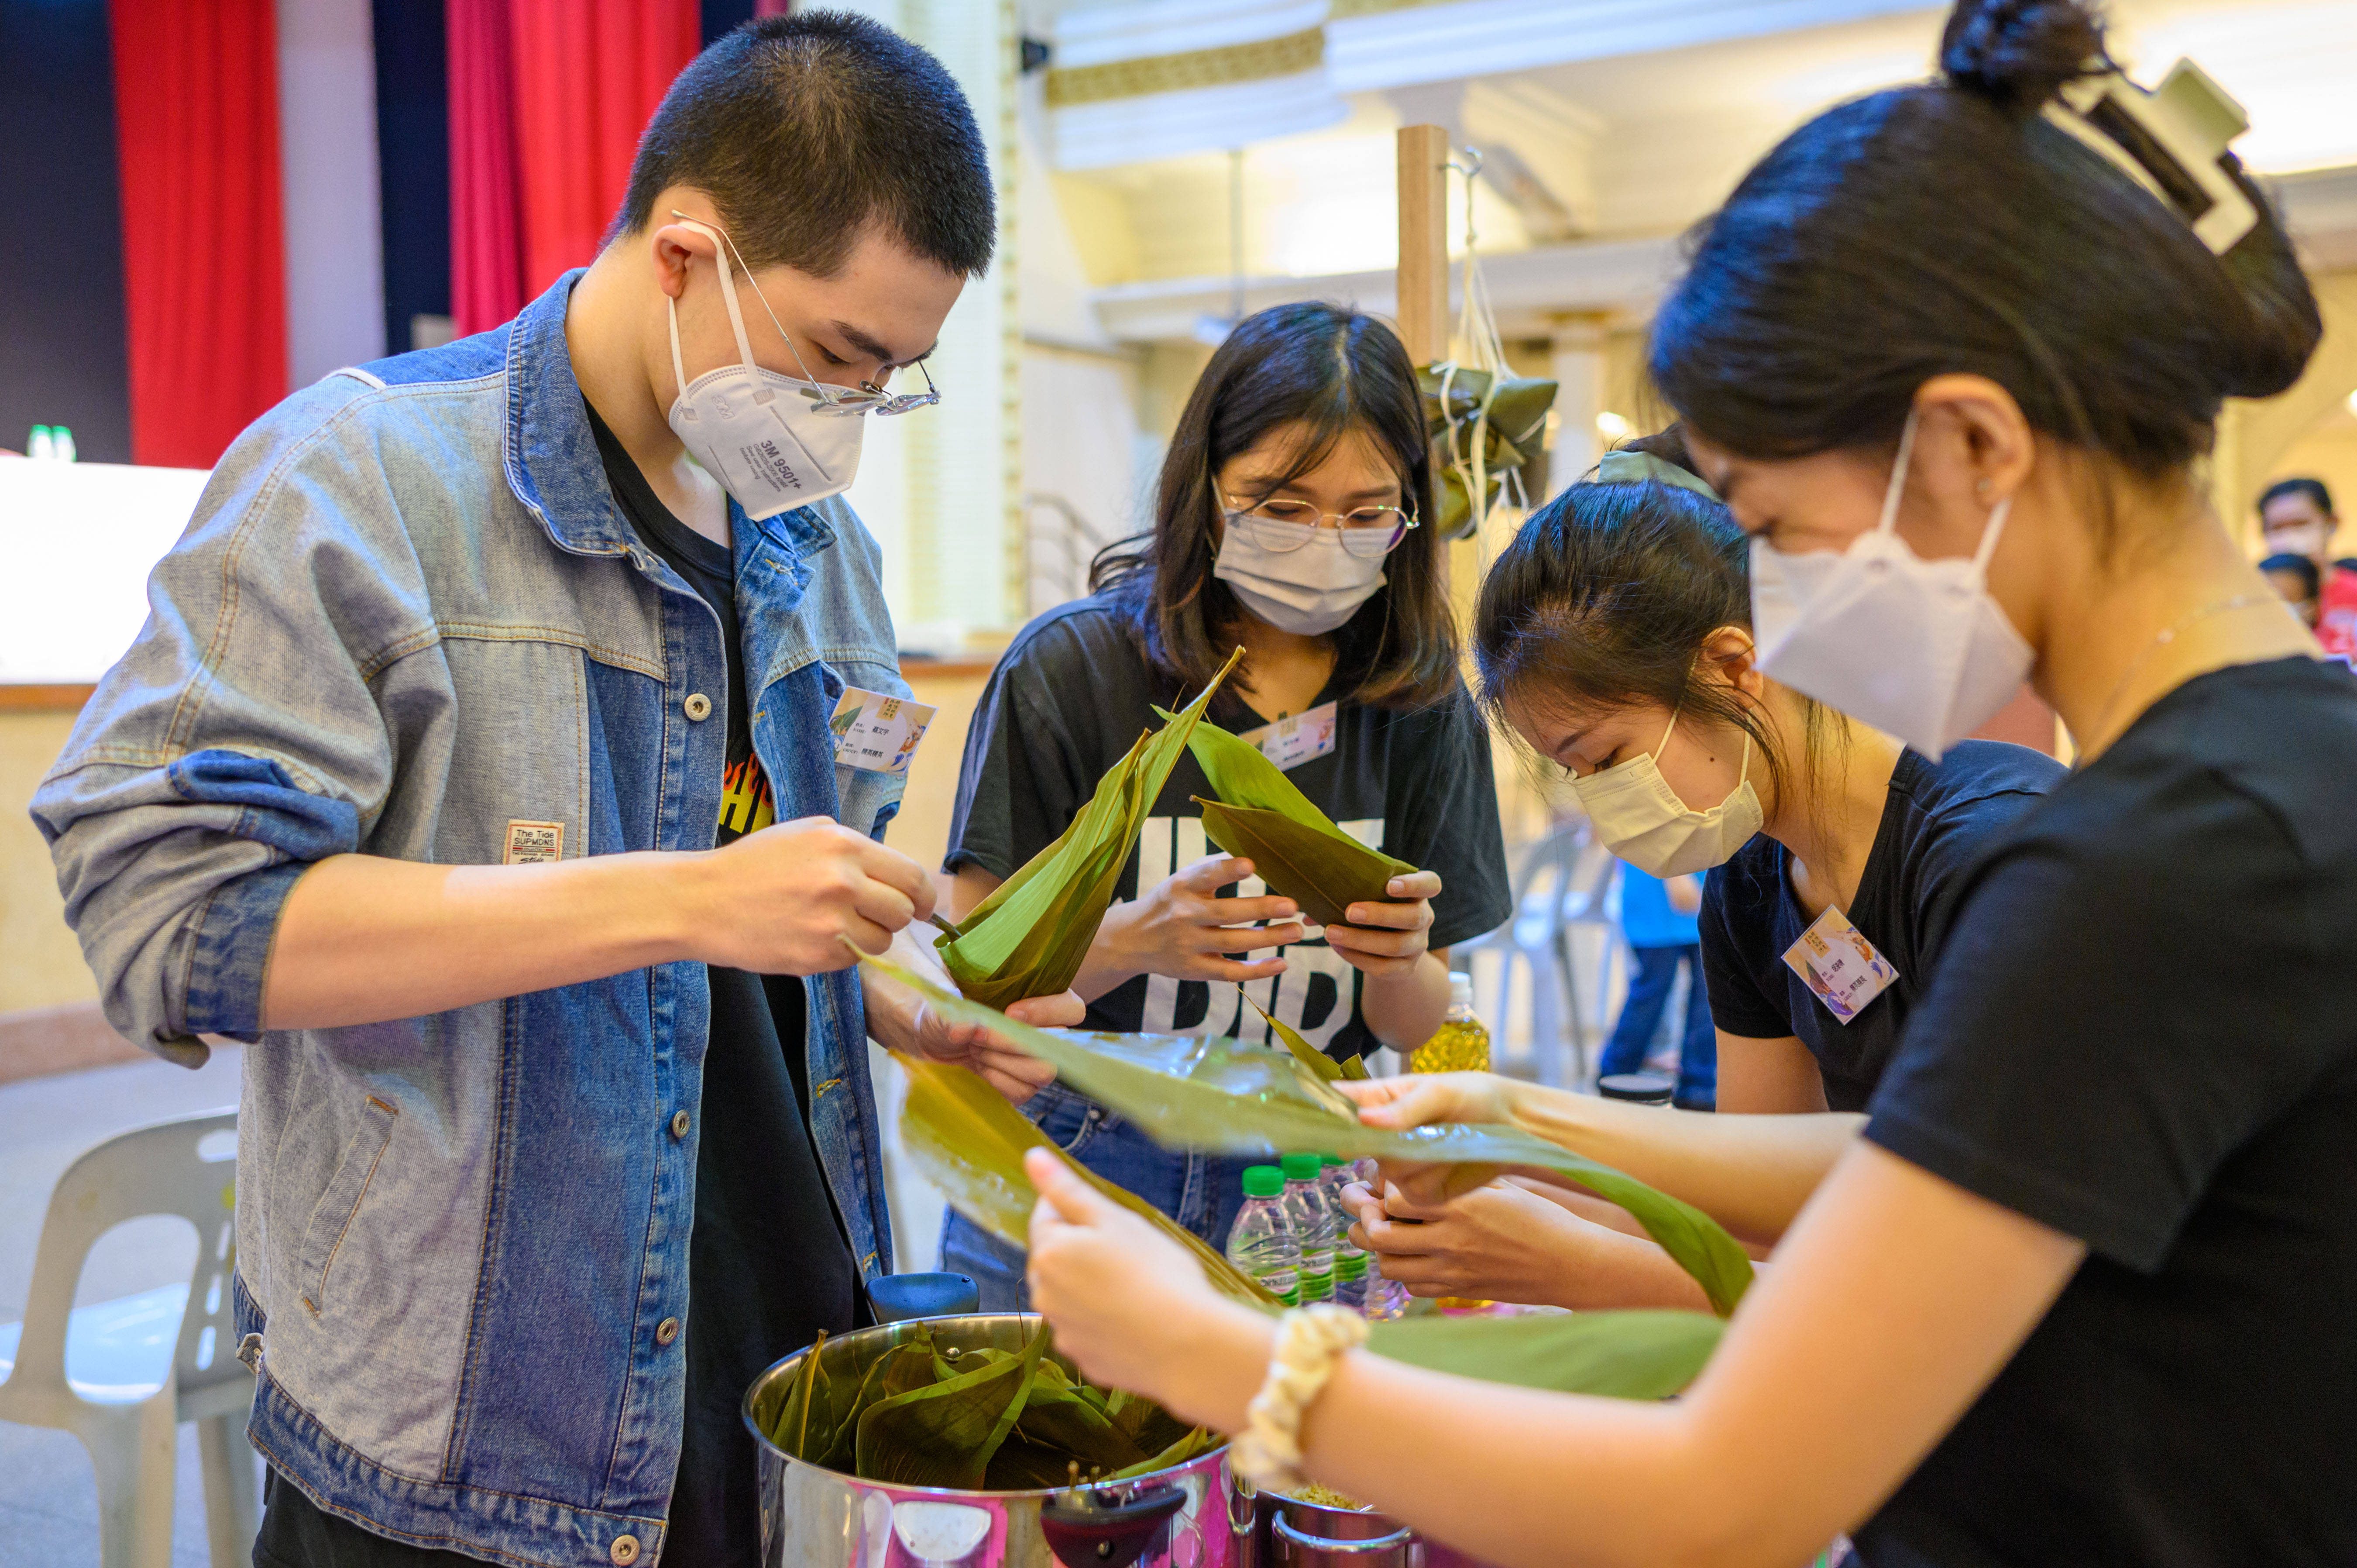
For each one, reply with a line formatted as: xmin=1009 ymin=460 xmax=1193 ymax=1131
xmin=1570 ymin=710 xmax=1764 ymax=877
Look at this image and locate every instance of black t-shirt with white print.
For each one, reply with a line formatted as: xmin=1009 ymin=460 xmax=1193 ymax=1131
xmin=946 ymin=597 xmax=1513 ymax=1059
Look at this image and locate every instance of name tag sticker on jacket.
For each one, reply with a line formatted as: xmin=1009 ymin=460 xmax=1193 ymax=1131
xmin=1236 ymin=700 xmax=1339 ymax=772
xmin=1782 ymin=906 xmax=1899 ymax=1025
xmin=830 ymin=688 xmax=936 ymax=774
xmin=503 ymin=820 xmax=564 ymax=865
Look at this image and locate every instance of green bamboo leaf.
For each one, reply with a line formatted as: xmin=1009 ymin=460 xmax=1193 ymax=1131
xmin=866 ymin=956 xmax=1753 ymax=1317
xmin=1012 ymin=1360 xmax=1150 ymax=1473
xmin=1244 ymin=991 xmax=1343 ymax=1084
xmin=1339 ymin=1052 xmax=1372 ymax=1082
xmin=1364 ymin=1310 xmax=1722 ymax=1400
xmin=854 ymin=1320 xmax=1049 ymax=1489
xmin=893 ymin=1049 xmax=1285 ymax=1309
xmin=1109 ymin=1424 xmax=1220 ymax=1479
xmin=1152 ymin=711 xmax=1419 ymax=931
xmin=935 ymin=648 xmax=1244 ymax=1009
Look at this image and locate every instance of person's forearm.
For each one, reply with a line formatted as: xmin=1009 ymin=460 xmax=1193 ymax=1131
xmin=1071 ymin=900 xmax=1145 ymax=1003
xmin=1358 ymin=949 xmax=1450 ymax=1050
xmin=862 ymin=926 xmax=947 ymax=1055
xmin=1503 ymin=1084 xmax=1863 ymax=1246
xmin=262 ymin=851 xmax=695 ymax=1030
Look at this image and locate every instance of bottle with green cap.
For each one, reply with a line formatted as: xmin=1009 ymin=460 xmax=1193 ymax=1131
xmin=1317 ymin=1153 xmax=1371 ymax=1309
xmin=1225 ymin=1165 xmax=1300 ymax=1304
xmin=1278 ymin=1152 xmax=1337 ymax=1304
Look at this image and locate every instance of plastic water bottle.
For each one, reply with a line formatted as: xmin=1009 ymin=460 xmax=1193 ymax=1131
xmin=1318 ymin=1154 xmax=1371 ymax=1310
xmin=27 ymin=425 xmax=53 ymax=459
xmin=1278 ymin=1153 xmax=1337 ymax=1304
xmin=51 ymin=425 xmax=75 ymax=461
xmin=1226 ymin=1165 xmax=1300 ymax=1305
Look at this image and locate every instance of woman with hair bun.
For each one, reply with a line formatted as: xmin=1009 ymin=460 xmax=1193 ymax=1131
xmin=1012 ymin=4 xmax=2354 ymax=1565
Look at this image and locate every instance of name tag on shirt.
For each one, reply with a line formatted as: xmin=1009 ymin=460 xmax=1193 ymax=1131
xmin=829 ymin=688 xmax=935 ymax=774
xmin=1235 ymin=700 xmax=1338 ymax=771
xmin=1782 ymin=906 xmax=1900 ymax=1025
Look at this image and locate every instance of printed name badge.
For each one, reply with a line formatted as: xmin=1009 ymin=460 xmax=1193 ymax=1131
xmin=1781 ymin=906 xmax=1900 ymax=1025
xmin=1235 ymin=699 xmax=1339 ymax=772
xmin=829 ymin=687 xmax=936 ymax=775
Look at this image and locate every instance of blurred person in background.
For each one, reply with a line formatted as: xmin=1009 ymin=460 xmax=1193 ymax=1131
xmin=2261 ymin=551 xmax=2321 ymax=627
xmin=2258 ymin=476 xmax=2357 ymax=655
xmin=1601 ymin=863 xmax=1716 ymax=1110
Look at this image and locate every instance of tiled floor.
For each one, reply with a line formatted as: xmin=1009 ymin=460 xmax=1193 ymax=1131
xmin=0 ymin=1043 xmax=247 ymax=1567
xmin=0 ymin=1040 xmax=956 ymax=1565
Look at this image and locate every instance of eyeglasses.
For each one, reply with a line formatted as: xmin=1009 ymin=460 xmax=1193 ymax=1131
xmin=1221 ymin=494 xmax=1417 ymax=559
xmin=797 ymin=359 xmax=939 ymax=418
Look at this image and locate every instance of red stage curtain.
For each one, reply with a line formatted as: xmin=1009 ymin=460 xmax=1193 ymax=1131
xmin=448 ymin=0 xmax=527 ymax=337
xmin=449 ymin=0 xmax=697 ymax=337
xmin=109 ymin=0 xmax=287 ymax=469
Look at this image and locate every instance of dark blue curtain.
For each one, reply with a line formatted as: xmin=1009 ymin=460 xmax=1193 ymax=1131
xmin=0 ymin=0 xmax=131 ymax=462
xmin=374 ymin=0 xmax=452 ymax=356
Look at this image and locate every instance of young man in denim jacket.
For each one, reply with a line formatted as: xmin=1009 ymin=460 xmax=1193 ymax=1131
xmin=35 ymin=16 xmax=1070 ymax=1567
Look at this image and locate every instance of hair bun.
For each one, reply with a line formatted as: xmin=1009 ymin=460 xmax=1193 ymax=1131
xmin=1940 ymin=0 xmax=2109 ymax=117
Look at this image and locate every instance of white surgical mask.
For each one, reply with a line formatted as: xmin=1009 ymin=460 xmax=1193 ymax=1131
xmin=663 ymin=216 xmax=863 ymax=519
xmin=1213 ymin=517 xmax=1387 ymax=636
xmin=2266 ymin=522 xmax=2330 ymax=560
xmin=1572 ymin=711 xmax=1763 ymax=877
xmin=1749 ymin=413 xmax=2033 ymax=761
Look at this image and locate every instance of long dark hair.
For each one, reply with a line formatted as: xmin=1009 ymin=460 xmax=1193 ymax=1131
xmin=1650 ymin=0 xmax=2319 ymax=498
xmin=1091 ymin=302 xmax=1457 ymax=708
xmin=1473 ymin=429 xmax=1842 ymax=811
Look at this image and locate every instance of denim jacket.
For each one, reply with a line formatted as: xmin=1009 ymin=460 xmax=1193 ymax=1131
xmin=34 ymin=272 xmax=907 ymax=1568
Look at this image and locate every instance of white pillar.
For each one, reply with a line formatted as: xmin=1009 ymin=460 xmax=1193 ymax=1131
xmin=277 ymin=0 xmax=386 ymax=384
xmin=1547 ymin=316 xmax=1605 ymax=499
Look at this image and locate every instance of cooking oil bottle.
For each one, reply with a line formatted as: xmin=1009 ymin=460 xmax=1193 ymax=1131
xmin=1409 ymin=973 xmax=1493 ymax=1310
xmin=1409 ymin=973 xmax=1490 ymax=1074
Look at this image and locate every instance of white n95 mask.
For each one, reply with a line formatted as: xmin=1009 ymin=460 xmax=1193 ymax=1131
xmin=1749 ymin=413 xmax=2033 ymax=761
xmin=1213 ymin=517 xmax=1387 ymax=636
xmin=1572 ymin=711 xmax=1763 ymax=877
xmin=664 ymin=216 xmax=862 ymax=519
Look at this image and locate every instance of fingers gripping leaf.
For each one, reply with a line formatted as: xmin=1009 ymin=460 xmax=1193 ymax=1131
xmin=868 ymin=955 xmax=1752 ymax=1316
xmin=935 ymin=649 xmax=1244 ymax=1009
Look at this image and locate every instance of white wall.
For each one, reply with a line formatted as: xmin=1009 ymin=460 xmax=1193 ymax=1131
xmin=277 ymin=0 xmax=387 ymax=384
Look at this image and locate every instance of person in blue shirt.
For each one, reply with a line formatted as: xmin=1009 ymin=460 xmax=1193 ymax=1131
xmin=1600 ymin=866 xmax=1714 ymax=1108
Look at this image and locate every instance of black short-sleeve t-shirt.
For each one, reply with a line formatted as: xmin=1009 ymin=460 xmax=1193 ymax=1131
xmin=1857 ymin=658 xmax=2357 ymax=1568
xmin=1699 ymin=742 xmax=2062 ymax=1111
xmin=946 ymin=597 xmax=1512 ymax=1058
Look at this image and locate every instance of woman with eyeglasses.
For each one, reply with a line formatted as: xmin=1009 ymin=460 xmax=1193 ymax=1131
xmin=938 ymin=301 xmax=1512 ymax=1307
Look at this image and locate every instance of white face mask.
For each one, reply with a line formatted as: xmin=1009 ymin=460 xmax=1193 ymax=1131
xmin=1213 ymin=517 xmax=1387 ymax=636
xmin=2265 ymin=522 xmax=2330 ymax=560
xmin=1571 ymin=711 xmax=1763 ymax=878
xmin=663 ymin=217 xmax=863 ymax=520
xmin=1749 ymin=413 xmax=2033 ymax=761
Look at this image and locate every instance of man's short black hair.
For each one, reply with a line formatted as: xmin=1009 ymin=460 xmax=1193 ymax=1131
xmin=612 ymin=10 xmax=994 ymax=279
xmin=2260 ymin=477 xmax=2335 ymax=518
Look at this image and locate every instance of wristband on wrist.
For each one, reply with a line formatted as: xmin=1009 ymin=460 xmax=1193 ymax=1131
xmin=1229 ymin=1304 xmax=1369 ymax=1492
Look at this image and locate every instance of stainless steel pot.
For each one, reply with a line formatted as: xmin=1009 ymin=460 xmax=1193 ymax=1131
xmin=1247 ymin=1493 xmax=1488 ymax=1568
xmin=742 ymin=1313 xmax=1243 ymax=1568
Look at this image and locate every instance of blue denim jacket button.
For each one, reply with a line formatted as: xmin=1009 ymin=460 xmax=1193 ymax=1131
xmin=682 ymin=693 xmax=712 ymax=721
xmin=655 ymin=1316 xmax=680 ymax=1346
xmin=609 ymin=1533 xmax=641 ymax=1565
xmin=669 ymin=1109 xmax=690 ymax=1139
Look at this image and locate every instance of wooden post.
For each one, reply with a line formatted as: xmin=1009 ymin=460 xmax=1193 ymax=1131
xmin=1395 ymin=124 xmax=1450 ymax=366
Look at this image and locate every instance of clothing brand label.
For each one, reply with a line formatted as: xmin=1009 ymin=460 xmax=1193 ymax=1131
xmin=829 ymin=687 xmax=936 ymax=774
xmin=1782 ymin=905 xmax=1899 ymax=1024
xmin=1236 ymin=700 xmax=1339 ymax=772
xmin=503 ymin=820 xmax=564 ymax=865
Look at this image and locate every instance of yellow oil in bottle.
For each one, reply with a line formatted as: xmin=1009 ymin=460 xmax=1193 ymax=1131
xmin=1409 ymin=974 xmax=1492 ymax=1311
xmin=1408 ymin=973 xmax=1490 ymax=1074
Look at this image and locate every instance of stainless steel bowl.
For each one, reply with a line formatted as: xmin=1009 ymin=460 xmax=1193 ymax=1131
xmin=742 ymin=1313 xmax=1243 ymax=1568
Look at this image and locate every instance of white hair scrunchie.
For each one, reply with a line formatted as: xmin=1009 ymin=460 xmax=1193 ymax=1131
xmin=1229 ymin=1304 xmax=1371 ymax=1492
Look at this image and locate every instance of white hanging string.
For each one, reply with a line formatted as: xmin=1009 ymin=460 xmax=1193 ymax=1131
xmin=1440 ymin=146 xmax=1530 ymax=575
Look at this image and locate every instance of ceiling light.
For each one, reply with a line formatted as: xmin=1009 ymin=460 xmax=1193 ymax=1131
xmin=1595 ymin=411 xmax=1632 ymax=439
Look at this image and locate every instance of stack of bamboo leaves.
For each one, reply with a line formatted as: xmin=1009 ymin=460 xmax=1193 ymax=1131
xmin=932 ymin=648 xmax=1244 ymax=1009
xmin=768 ymin=1319 xmax=1220 ymax=1491
xmin=1420 ymin=365 xmax=1558 ymax=540
xmin=870 ymin=952 xmax=1751 ymax=1404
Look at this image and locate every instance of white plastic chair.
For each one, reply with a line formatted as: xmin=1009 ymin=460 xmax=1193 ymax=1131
xmin=0 ymin=1108 xmax=259 ymax=1567
xmin=1457 ymin=823 xmax=1627 ymax=1088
